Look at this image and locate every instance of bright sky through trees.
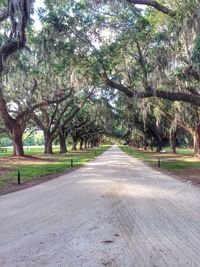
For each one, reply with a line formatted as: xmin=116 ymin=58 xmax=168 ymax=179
xmin=33 ymin=0 xmax=45 ymax=31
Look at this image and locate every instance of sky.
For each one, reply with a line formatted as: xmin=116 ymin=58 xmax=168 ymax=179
xmin=32 ymin=0 xmax=145 ymax=31
xmin=32 ymin=0 xmax=45 ymax=31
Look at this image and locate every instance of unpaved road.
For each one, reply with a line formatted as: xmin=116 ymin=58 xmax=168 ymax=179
xmin=0 ymin=146 xmax=200 ymax=267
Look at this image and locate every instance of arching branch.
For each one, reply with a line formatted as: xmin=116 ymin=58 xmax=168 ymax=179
xmin=126 ymin=0 xmax=176 ymax=16
xmin=102 ymin=72 xmax=200 ymax=107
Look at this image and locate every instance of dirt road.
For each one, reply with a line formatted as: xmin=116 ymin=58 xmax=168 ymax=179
xmin=0 ymin=146 xmax=200 ymax=267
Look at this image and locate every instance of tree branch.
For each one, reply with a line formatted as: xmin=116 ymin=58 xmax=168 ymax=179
xmin=18 ymin=88 xmax=74 ymax=120
xmin=102 ymin=73 xmax=200 ymax=106
xmin=160 ymin=108 xmax=194 ymax=134
xmin=0 ymin=10 xmax=9 ymax=22
xmin=126 ymin=0 xmax=176 ymax=16
xmin=0 ymin=84 xmax=15 ymax=130
xmin=48 ymin=104 xmax=59 ymax=128
xmin=32 ymin=113 xmax=46 ymax=132
xmin=0 ymin=0 xmax=32 ymax=74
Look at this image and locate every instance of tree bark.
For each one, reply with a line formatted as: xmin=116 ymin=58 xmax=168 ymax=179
xmin=12 ymin=124 xmax=24 ymax=156
xmin=193 ymin=124 xmax=200 ymax=157
xmin=59 ymin=129 xmax=67 ymax=154
xmin=156 ymin=140 xmax=162 ymax=152
xmin=169 ymin=128 xmax=176 ymax=154
xmin=0 ymin=86 xmax=25 ymax=156
xmin=84 ymin=139 xmax=88 ymax=149
xmin=72 ymin=139 xmax=78 ymax=151
xmin=80 ymin=138 xmax=83 ymax=150
xmin=89 ymin=142 xmax=93 ymax=148
xmin=149 ymin=139 xmax=154 ymax=151
xmin=144 ymin=140 xmax=148 ymax=150
xmin=44 ymin=133 xmax=53 ymax=154
xmin=0 ymin=0 xmax=31 ymax=74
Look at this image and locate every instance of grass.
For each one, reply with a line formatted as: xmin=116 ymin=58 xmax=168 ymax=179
xmin=0 ymin=146 xmax=60 ymax=157
xmin=120 ymin=146 xmax=200 ymax=170
xmin=0 ymin=145 xmax=110 ymax=190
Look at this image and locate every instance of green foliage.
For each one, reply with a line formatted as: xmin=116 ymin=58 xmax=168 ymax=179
xmin=23 ymin=131 xmax=44 ymax=146
xmin=1 ymin=0 xmax=200 ymax=163
xmin=0 ymin=136 xmax=12 ymax=147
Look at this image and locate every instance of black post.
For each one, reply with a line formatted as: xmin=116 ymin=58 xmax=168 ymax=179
xmin=95 ymin=150 xmax=97 ymax=156
xmin=71 ymin=158 xmax=73 ymax=167
xmin=158 ymin=158 xmax=161 ymax=168
xmin=18 ymin=170 xmax=21 ymax=185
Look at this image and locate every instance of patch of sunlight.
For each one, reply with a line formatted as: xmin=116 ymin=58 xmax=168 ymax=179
xmin=78 ymin=179 xmax=110 ymax=184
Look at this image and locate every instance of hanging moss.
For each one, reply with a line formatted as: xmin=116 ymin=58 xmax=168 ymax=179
xmin=192 ymin=36 xmax=200 ymax=71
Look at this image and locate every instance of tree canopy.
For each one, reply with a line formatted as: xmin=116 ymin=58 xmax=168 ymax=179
xmin=0 ymin=0 xmax=200 ymax=156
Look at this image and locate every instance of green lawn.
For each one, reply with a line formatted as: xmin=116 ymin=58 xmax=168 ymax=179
xmin=0 ymin=146 xmax=110 ymax=190
xmin=0 ymin=146 xmax=60 ymax=157
xmin=120 ymin=146 xmax=200 ymax=170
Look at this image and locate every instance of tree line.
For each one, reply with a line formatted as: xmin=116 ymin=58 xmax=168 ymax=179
xmin=1 ymin=1 xmax=200 ymax=156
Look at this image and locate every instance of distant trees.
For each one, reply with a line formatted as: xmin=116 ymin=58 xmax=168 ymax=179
xmin=32 ymin=91 xmax=93 ymax=154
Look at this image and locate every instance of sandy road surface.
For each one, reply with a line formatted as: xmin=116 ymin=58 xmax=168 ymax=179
xmin=0 ymin=146 xmax=200 ymax=267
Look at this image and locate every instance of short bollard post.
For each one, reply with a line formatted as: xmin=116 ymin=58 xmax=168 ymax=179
xmin=18 ymin=170 xmax=21 ymax=185
xmin=95 ymin=150 xmax=97 ymax=156
xmin=158 ymin=158 xmax=161 ymax=168
xmin=71 ymin=158 xmax=73 ymax=167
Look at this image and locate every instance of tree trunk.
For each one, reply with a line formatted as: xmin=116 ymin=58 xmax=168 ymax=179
xmin=156 ymin=135 xmax=163 ymax=152
xmin=149 ymin=140 xmax=154 ymax=151
xmin=59 ymin=130 xmax=67 ymax=154
xmin=193 ymin=124 xmax=200 ymax=157
xmin=96 ymin=142 xmax=99 ymax=147
xmin=156 ymin=143 xmax=162 ymax=152
xmin=44 ymin=133 xmax=53 ymax=154
xmin=72 ymin=139 xmax=77 ymax=151
xmin=89 ymin=142 xmax=93 ymax=148
xmin=80 ymin=138 xmax=83 ymax=150
xmin=169 ymin=128 xmax=176 ymax=154
xmin=144 ymin=140 xmax=148 ymax=150
xmin=84 ymin=140 xmax=88 ymax=149
xmin=12 ymin=125 xmax=24 ymax=156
